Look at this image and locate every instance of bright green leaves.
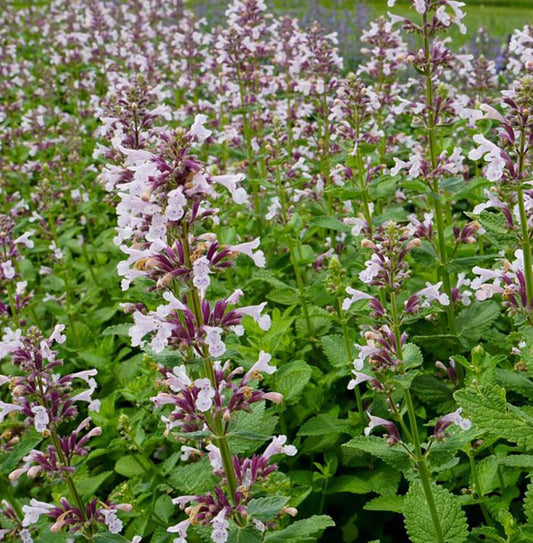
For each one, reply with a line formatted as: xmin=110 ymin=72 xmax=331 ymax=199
xmin=455 ymin=384 xmax=533 ymax=449
xmin=262 ymin=515 xmax=335 ymax=542
xmin=404 ymin=481 xmax=468 ymax=543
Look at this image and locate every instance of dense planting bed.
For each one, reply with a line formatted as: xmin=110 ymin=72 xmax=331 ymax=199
xmin=1 ymin=1 xmax=533 ymax=542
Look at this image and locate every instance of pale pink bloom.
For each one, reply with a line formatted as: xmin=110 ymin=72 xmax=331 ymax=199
xmin=441 ymin=408 xmax=472 ymax=430
xmin=469 ymin=134 xmax=506 ymax=182
xmin=14 ymin=231 xmax=35 ymax=248
xmin=263 ymin=435 xmax=297 ymax=459
xmin=227 ymin=238 xmax=265 ymax=267
xmin=204 ymin=326 xmax=225 ymax=357
xmin=417 ymin=281 xmax=450 ymax=306
xmin=347 ymin=371 xmax=373 ymax=390
xmin=243 ymin=351 xmax=276 ymax=383
xmin=235 ymin=302 xmax=271 ymax=330
xmin=342 ymin=287 xmax=375 ymax=311
xmin=22 ymin=499 xmax=56 ymax=526
xmin=190 ymin=114 xmax=212 ymax=143
xmin=30 ymin=406 xmax=49 ymax=433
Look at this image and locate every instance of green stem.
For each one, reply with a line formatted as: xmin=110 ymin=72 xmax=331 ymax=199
xmin=181 ymin=225 xmax=241 ymax=511
xmin=390 ymin=290 xmax=444 ymax=542
xmin=422 ymin=19 xmax=460 ymax=381
xmin=404 ymin=389 xmax=445 ymax=543
xmin=468 ymin=452 xmax=492 ymax=526
xmin=274 ymin=162 xmax=313 ymax=338
xmin=338 ymin=298 xmax=363 ymax=418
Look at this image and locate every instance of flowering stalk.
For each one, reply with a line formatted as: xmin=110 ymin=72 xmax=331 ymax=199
xmin=271 ymin=125 xmax=314 ymax=337
xmin=421 ymin=9 xmax=458 ymax=341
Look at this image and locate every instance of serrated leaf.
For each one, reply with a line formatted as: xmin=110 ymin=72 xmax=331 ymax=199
xmin=456 ymin=301 xmax=500 ymax=342
xmin=477 ymin=211 xmax=515 ymax=247
xmin=496 ymin=369 xmax=533 ymax=398
xmin=342 ymin=436 xmax=412 ymax=471
xmin=168 ymin=457 xmax=216 ymax=494
xmin=227 ymin=526 xmax=263 ymax=543
xmin=403 ymin=343 xmax=423 ymax=370
xmin=263 ymin=515 xmax=334 ymax=542
xmin=248 ymin=496 xmax=290 ymax=522
xmin=404 ymin=480 xmax=468 ymax=543
xmin=524 ymin=482 xmax=533 ymax=525
xmin=455 ymin=384 xmax=533 ymax=448
xmin=298 ymin=414 xmax=351 ymax=436
xmin=321 ymin=335 xmax=349 ymax=368
xmin=274 ymin=360 xmax=312 ymax=404
xmin=411 ymin=374 xmax=455 ymax=413
xmin=364 ymin=495 xmax=404 ymax=513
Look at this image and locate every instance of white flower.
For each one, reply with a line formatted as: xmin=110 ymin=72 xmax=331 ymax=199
xmin=469 ymin=134 xmax=506 ymax=182
xmin=265 ymin=197 xmax=281 ymax=221
xmin=440 ymin=408 xmax=472 ymax=431
xmin=168 ymin=519 xmax=190 ymax=543
xmin=235 ymin=302 xmax=271 ymax=330
xmin=212 ymin=174 xmax=249 ymax=204
xmin=31 ymin=406 xmax=49 ymax=433
xmin=194 ymin=378 xmax=215 ymax=411
xmin=14 ymin=231 xmax=35 ymax=248
xmin=342 ymin=287 xmax=375 ymax=311
xmin=22 ymin=499 xmax=56 ymax=526
xmin=206 ymin=443 xmax=223 ymax=471
xmin=0 ymin=400 xmax=23 ymax=423
xmin=347 ymin=371 xmax=373 ymax=390
xmin=416 ymin=281 xmax=450 ymax=306
xmin=227 ymin=238 xmax=265 ymax=267
xmin=1 ymin=261 xmax=15 ymax=279
xmin=204 ymin=326 xmax=225 ymax=357
xmin=211 ymin=509 xmax=229 ymax=543
xmin=190 ymin=114 xmax=212 ymax=143
xmin=364 ymin=414 xmax=391 ymax=437
xmin=192 ymin=256 xmax=211 ymax=297
xmin=166 ymin=188 xmax=187 ymax=221
xmin=101 ymin=510 xmax=123 ymax=535
xmin=49 ymin=324 xmax=66 ymax=344
xmin=243 ymin=351 xmax=276 ymax=383
xmin=263 ymin=435 xmax=297 ymax=459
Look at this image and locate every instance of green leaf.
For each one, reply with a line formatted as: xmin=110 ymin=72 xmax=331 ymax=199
xmin=75 ymin=471 xmax=112 ymax=500
xmin=364 ymin=495 xmax=405 ymax=513
xmin=263 ymin=515 xmax=335 ymax=542
xmin=227 ymin=526 xmax=263 ymax=543
xmin=496 ymin=369 xmax=533 ymax=398
xmin=524 ymin=482 xmax=533 ymax=525
xmin=327 ymin=466 xmax=400 ymax=496
xmin=248 ymin=496 xmax=290 ymax=522
xmin=229 ymin=402 xmax=278 ymax=454
xmin=455 ymin=385 xmax=533 ymax=448
xmin=115 ymin=455 xmax=146 ymax=478
xmin=102 ymin=323 xmax=131 ymax=337
xmin=321 ymin=335 xmax=349 ymax=368
xmin=476 ymin=211 xmax=515 ymax=247
xmin=154 ymin=494 xmax=174 ymax=522
xmin=310 ymin=216 xmax=350 ymax=233
xmin=411 ymin=374 xmax=455 ymax=413
xmin=94 ymin=534 xmax=130 ymax=543
xmin=403 ymin=343 xmax=423 ymax=370
xmin=298 ymin=414 xmax=352 ymax=436
xmin=0 ymin=429 xmax=42 ymax=472
xmin=342 ymin=436 xmax=412 ymax=471
xmin=456 ymin=301 xmax=500 ymax=342
xmin=274 ymin=360 xmax=312 ymax=404
xmin=404 ymin=480 xmax=468 ymax=543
